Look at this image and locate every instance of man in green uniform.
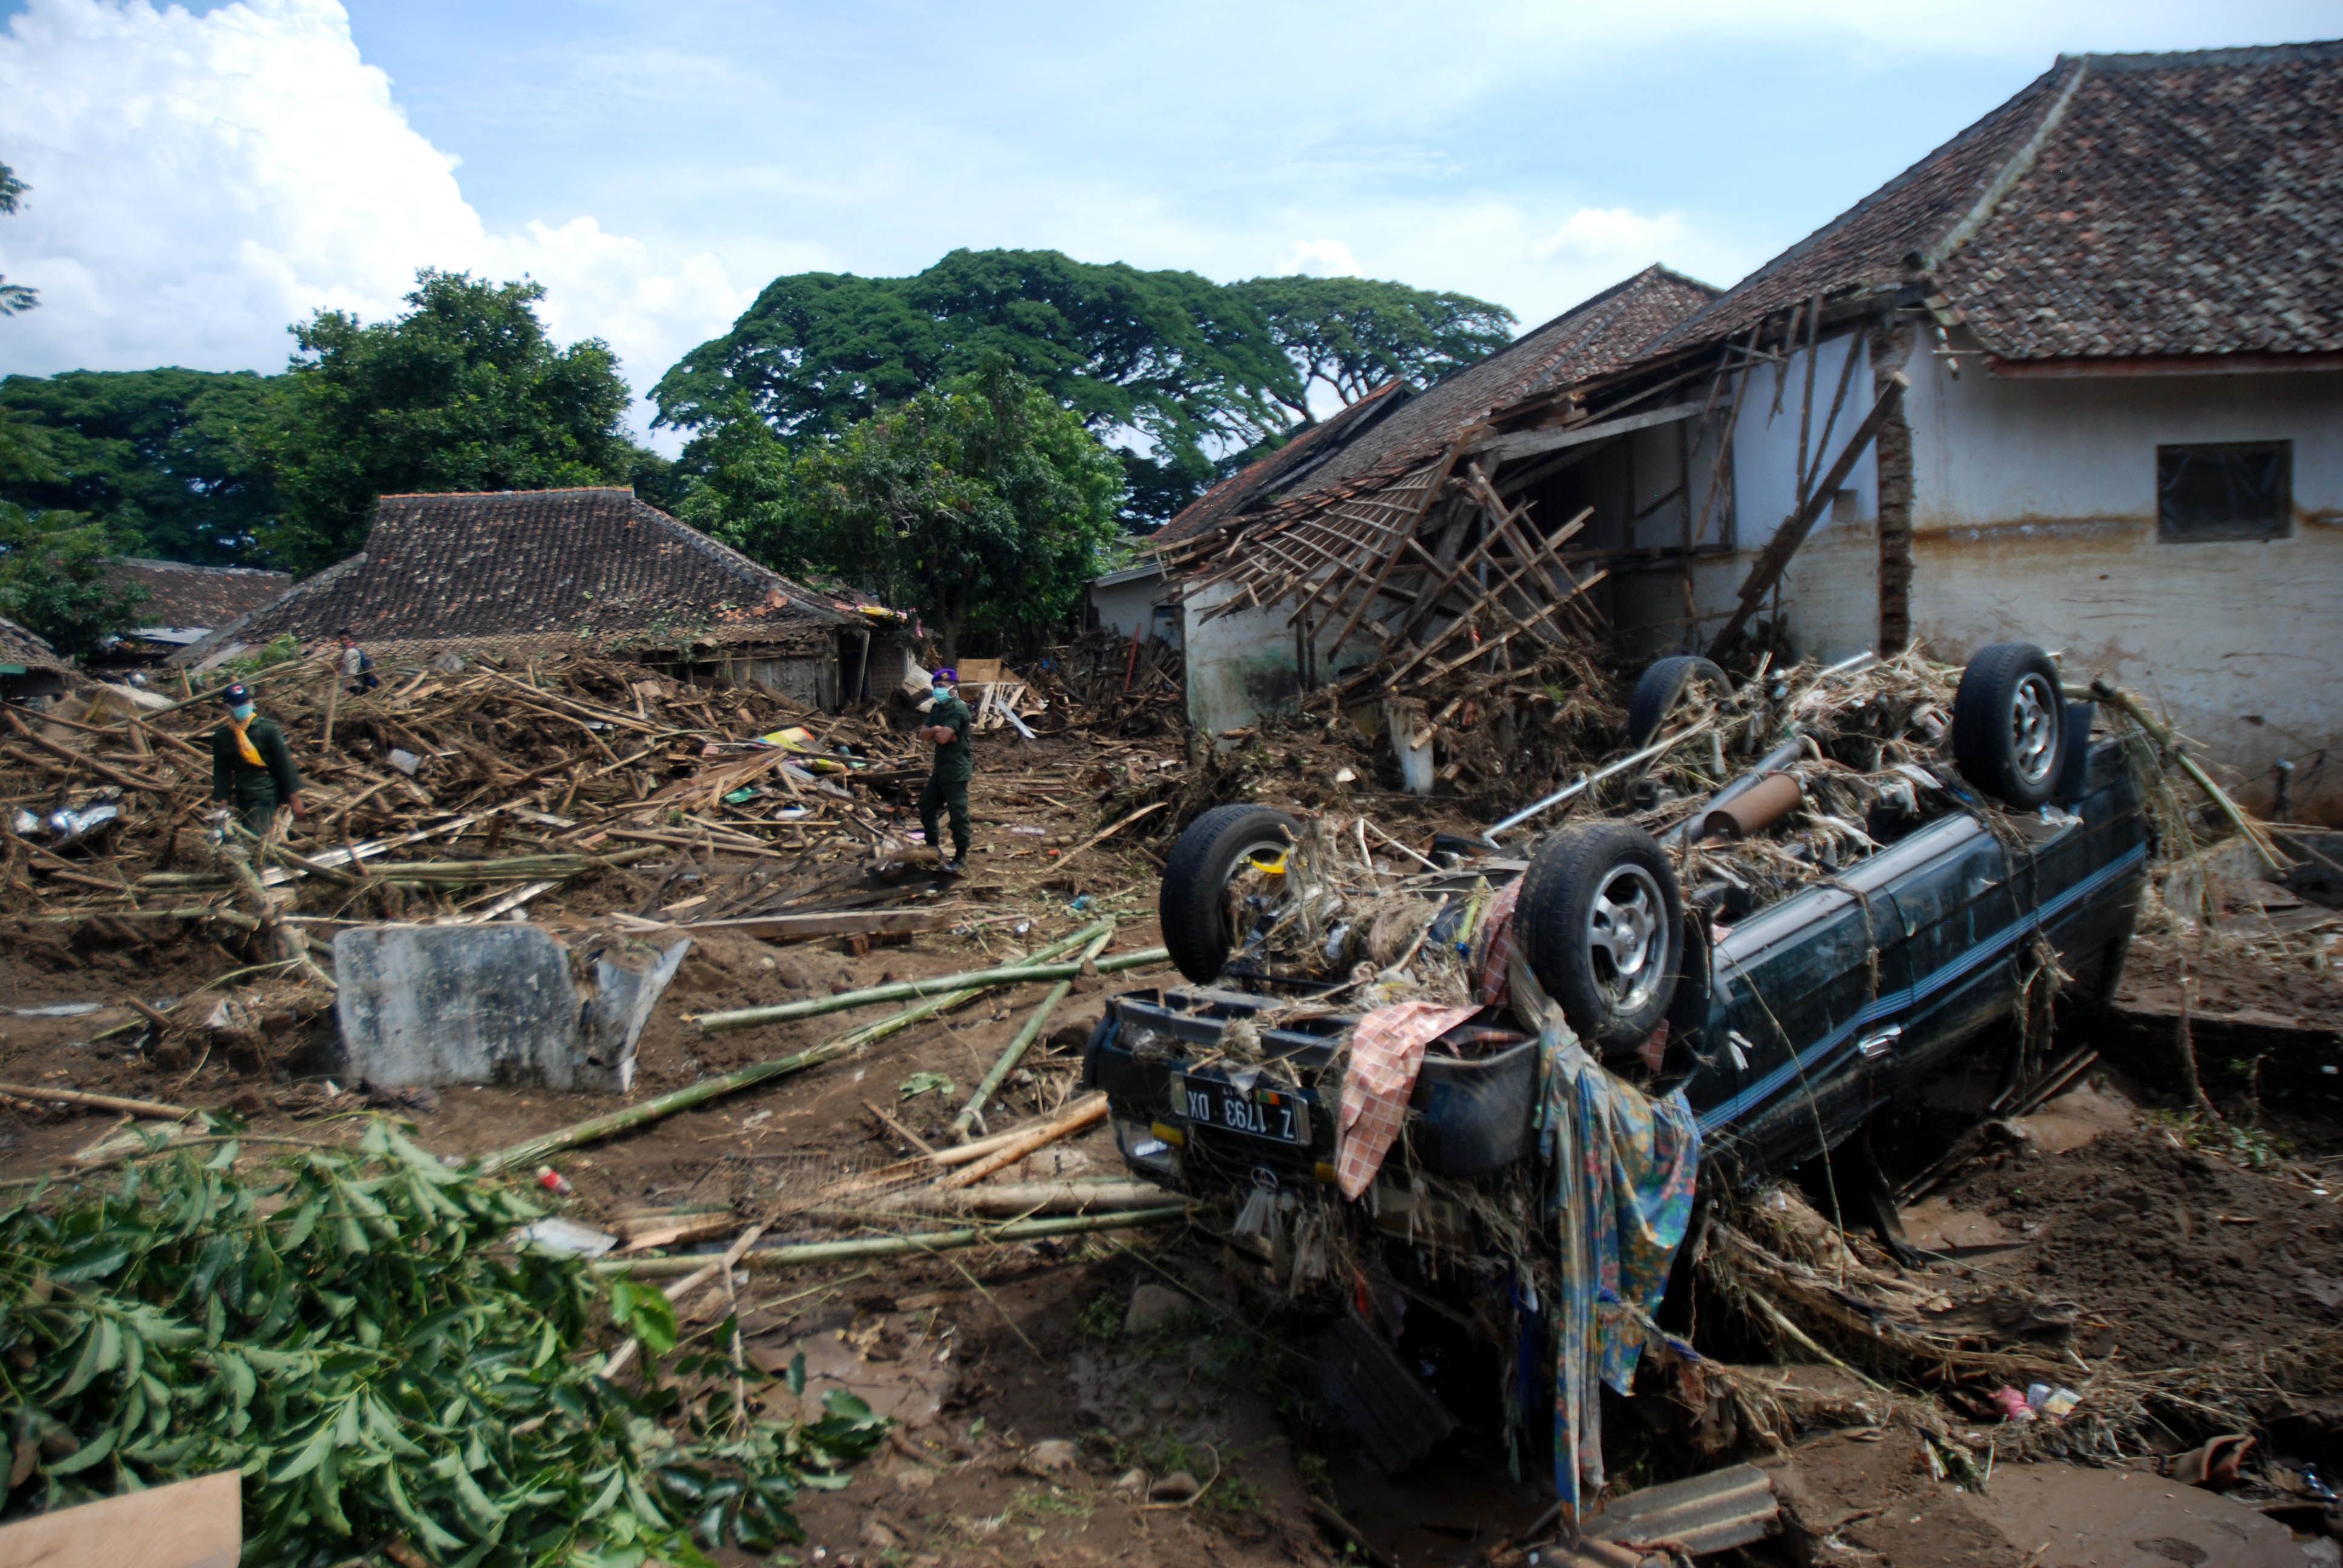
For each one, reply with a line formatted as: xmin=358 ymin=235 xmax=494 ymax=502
xmin=209 ymin=681 xmax=304 ymax=835
xmin=916 ymin=666 xmax=973 ymax=872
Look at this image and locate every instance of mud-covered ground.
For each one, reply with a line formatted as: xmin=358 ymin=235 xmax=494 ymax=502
xmin=6 ymin=722 xmax=2343 ymax=1566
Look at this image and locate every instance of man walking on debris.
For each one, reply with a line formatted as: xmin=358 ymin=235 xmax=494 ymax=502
xmin=209 ymin=681 xmax=303 ymax=835
xmin=336 ymin=628 xmax=379 ymax=693
xmin=917 ymin=666 xmax=974 ymax=873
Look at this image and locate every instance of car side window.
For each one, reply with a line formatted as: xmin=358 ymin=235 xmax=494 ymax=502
xmin=2157 ymin=440 xmax=2291 ymax=542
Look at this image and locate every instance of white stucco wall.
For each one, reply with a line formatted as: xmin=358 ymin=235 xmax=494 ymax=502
xmin=1902 ymin=354 xmax=2343 ymax=817
xmin=1090 ymin=564 xmax=1183 ymax=649
xmin=1724 ymin=330 xmax=1886 ymax=663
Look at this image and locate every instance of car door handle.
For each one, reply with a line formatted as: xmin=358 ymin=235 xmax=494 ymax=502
xmin=1856 ymin=1024 xmax=1903 ymax=1059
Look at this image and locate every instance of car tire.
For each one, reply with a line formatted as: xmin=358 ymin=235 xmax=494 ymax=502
xmin=1518 ymin=822 xmax=1686 ymax=1054
xmin=1953 ymin=642 xmax=2068 ymax=808
xmin=1627 ymin=655 xmax=1732 ymax=747
xmin=1159 ymin=804 xmax=1301 ymax=985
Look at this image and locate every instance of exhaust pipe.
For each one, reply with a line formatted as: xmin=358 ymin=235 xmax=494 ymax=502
xmin=1696 ymin=771 xmax=1803 ymax=842
xmin=1661 ymin=738 xmax=1804 ymax=848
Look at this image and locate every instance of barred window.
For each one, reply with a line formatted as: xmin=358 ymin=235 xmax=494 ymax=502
xmin=2157 ymin=441 xmax=2291 ymax=542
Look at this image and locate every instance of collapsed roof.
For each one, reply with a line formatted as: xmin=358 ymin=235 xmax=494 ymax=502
xmin=1156 ymin=265 xmax=1722 ymax=553
xmin=176 ymin=488 xmax=890 ymax=667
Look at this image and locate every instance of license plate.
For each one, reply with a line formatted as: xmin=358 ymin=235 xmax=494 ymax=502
xmin=1175 ymin=1074 xmax=1308 ymax=1145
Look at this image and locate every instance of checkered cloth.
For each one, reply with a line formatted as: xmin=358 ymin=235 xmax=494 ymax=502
xmin=1335 ymin=1001 xmax=1480 ymax=1200
xmin=1473 ymin=878 xmax=1524 ymax=1008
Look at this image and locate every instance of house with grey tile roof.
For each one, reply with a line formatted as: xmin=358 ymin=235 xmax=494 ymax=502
xmin=1139 ymin=41 xmax=2341 ymax=814
xmin=175 ymin=488 xmax=914 ymax=710
xmin=1577 ymin=40 xmax=2342 ymax=819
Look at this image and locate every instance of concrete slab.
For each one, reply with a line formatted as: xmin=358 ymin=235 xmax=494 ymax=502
xmin=1971 ymin=1460 xmax=2315 ymax=1567
xmin=332 ymin=924 xmax=687 ymax=1093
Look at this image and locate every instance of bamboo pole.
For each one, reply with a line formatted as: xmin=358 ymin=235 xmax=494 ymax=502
xmin=0 ymin=1083 xmax=195 ymax=1120
xmin=591 ymin=1206 xmax=1188 ymax=1278
xmin=867 ymin=1178 xmax=1175 ymax=1216
xmin=477 ymin=926 xmax=1115 ymax=1174
xmin=940 ymin=1093 xmax=1111 ymax=1189
xmin=689 ymin=939 xmax=1167 ymax=1034
xmin=948 ymin=924 xmax=1113 ymax=1141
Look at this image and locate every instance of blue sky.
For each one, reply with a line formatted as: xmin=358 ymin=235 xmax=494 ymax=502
xmin=2 ymin=1 xmax=2336 ymax=445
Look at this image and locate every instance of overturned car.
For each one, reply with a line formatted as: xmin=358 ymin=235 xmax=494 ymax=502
xmin=1082 ymin=642 xmax=2149 ymax=1491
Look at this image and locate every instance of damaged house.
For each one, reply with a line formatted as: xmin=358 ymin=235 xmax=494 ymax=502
xmin=97 ymin=557 xmax=295 ymax=665
xmin=1112 ymin=264 xmax=1723 ymax=737
xmin=177 ymin=487 xmax=915 ymax=711
xmin=1147 ymin=42 xmax=2340 ymax=818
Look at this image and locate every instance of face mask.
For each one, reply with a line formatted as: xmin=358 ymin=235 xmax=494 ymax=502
xmin=931 ymin=687 xmax=949 ymax=703
xmin=230 ymin=704 xmax=255 ymax=722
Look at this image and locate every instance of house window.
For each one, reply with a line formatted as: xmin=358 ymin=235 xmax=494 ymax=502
xmin=2157 ymin=441 xmax=2292 ymax=541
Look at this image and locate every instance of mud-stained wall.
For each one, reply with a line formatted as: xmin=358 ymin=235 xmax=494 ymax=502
xmin=1903 ymin=357 xmax=2343 ymax=818
xmin=1182 ymin=579 xmax=1378 ymax=737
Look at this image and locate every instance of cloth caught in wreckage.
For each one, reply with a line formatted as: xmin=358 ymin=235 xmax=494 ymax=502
xmin=1335 ymin=1000 xmax=1481 ymax=1200
xmin=1522 ymin=965 xmax=1700 ymax=1530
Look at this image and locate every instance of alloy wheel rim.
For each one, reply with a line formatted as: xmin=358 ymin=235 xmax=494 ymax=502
xmin=2009 ymin=672 xmax=2059 ymax=788
xmin=1588 ymin=864 xmax=1670 ymax=1014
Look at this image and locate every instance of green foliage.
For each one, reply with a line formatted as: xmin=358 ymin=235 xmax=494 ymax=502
xmin=0 ymin=1119 xmax=887 ymax=1566
xmin=200 ymin=632 xmax=304 ymax=689
xmin=697 ymin=362 xmax=1124 ymax=659
xmin=0 ymin=507 xmax=149 ymax=657
xmin=1072 ymin=1292 xmax=1123 ymax=1344
xmin=0 ymin=369 xmax=284 ymax=564
xmin=654 ymin=249 xmax=1299 ymax=526
xmin=1226 ymin=275 xmax=1516 ymax=425
xmin=0 ymin=162 xmax=34 ymax=318
xmin=264 ymin=270 xmax=642 ymax=571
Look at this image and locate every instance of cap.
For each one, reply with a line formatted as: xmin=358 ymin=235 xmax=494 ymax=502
xmin=931 ymin=667 xmax=957 ymax=684
xmin=218 ymin=682 xmax=251 ymax=706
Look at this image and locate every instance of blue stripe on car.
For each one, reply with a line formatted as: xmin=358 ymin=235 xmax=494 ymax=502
xmin=1696 ymin=841 xmax=2148 ymax=1137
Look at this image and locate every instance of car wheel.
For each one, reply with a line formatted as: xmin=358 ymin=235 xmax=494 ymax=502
xmin=1519 ymin=822 xmax=1685 ymax=1054
xmin=1627 ymin=655 xmax=1732 ymax=747
xmin=1952 ymin=642 xmax=2068 ymax=808
xmin=1158 ymin=804 xmax=1301 ymax=985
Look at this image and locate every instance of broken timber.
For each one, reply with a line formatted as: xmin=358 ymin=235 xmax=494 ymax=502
xmin=1706 ymin=370 xmax=1909 ymax=660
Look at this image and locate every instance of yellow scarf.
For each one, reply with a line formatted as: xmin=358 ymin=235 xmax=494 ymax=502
xmin=227 ymin=715 xmax=264 ymax=768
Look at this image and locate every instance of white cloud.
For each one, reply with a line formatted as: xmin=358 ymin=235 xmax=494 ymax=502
xmin=1280 ymin=238 xmax=1363 ymax=277
xmin=0 ymin=0 xmax=746 ymax=439
xmin=1534 ymin=206 xmax=1693 ymax=269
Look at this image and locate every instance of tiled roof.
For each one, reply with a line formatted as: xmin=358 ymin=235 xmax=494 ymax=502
xmin=176 ymin=488 xmax=865 ymax=664
xmin=1645 ymin=41 xmax=2343 ymax=362
xmin=0 ymin=615 xmax=70 ymax=674
xmin=1943 ymin=43 xmax=2343 ymax=360
xmin=111 ymin=558 xmax=294 ymax=632
xmin=1152 ymin=381 xmax=1409 ymax=545
xmin=1156 ymin=266 xmax=1720 ymax=544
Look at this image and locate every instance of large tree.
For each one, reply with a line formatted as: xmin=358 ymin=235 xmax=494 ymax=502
xmin=654 ymin=249 xmax=1300 ymax=526
xmin=0 ymin=508 xmax=148 ymax=658
xmin=0 ymin=162 xmax=33 ymax=318
xmin=263 ymin=270 xmax=640 ymax=570
xmin=693 ymin=362 xmax=1124 ymax=661
xmin=1227 ymin=275 xmax=1516 ymax=427
xmin=0 ymin=368 xmax=283 ymax=564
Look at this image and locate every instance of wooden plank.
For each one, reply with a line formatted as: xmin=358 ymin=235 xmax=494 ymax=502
xmin=1706 ymin=372 xmax=1909 ymax=660
xmin=1320 ymin=451 xmax=1467 ymax=659
xmin=0 ymin=1469 xmax=240 ymax=1568
xmin=1473 ymin=400 xmax=1705 ymax=464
